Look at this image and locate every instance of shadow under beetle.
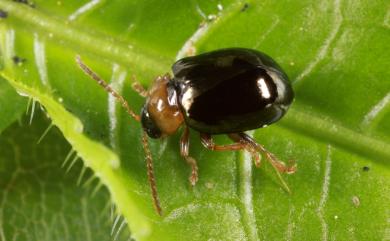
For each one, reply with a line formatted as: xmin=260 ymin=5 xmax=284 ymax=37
xmin=76 ymin=48 xmax=296 ymax=215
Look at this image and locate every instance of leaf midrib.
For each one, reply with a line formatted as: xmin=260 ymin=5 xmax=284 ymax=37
xmin=0 ymin=1 xmax=170 ymax=74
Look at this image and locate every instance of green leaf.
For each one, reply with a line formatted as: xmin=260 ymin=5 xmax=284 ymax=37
xmin=0 ymin=0 xmax=389 ymax=240
xmin=0 ymin=76 xmax=27 ymax=132
xmin=0 ymin=110 xmax=131 ymax=241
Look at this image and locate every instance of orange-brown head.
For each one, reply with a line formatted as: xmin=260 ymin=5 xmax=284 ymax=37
xmin=141 ymin=74 xmax=184 ymax=138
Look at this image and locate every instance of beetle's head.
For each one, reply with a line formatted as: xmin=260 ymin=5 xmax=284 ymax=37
xmin=141 ymin=74 xmax=184 ymax=139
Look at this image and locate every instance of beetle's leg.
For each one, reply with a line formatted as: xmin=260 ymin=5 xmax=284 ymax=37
xmin=76 ymin=56 xmax=141 ymax=121
xmin=229 ymin=132 xmax=296 ymax=194
xmin=180 ymin=126 xmax=199 ymax=186
xmin=229 ymin=133 xmax=296 ymax=174
xmin=200 ymin=133 xmax=261 ymax=166
xmin=131 ymin=75 xmax=149 ymax=97
xmin=200 ymin=133 xmax=244 ymax=150
xmin=142 ymin=131 xmax=162 ymax=215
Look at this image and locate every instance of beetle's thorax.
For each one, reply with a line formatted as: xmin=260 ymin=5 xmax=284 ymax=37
xmin=141 ymin=74 xmax=184 ymax=138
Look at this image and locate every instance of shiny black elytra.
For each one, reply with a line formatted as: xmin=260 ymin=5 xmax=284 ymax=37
xmin=76 ymin=48 xmax=296 ymax=216
xmin=172 ymin=48 xmax=294 ymax=134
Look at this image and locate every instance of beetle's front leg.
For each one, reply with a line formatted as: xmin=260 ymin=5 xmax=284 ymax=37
xmin=131 ymin=76 xmax=149 ymax=97
xmin=180 ymin=126 xmax=199 ymax=186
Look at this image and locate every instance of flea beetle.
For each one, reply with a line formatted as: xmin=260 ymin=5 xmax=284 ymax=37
xmin=76 ymin=48 xmax=296 ymax=215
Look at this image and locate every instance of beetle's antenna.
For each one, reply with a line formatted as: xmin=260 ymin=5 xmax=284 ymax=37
xmin=142 ymin=131 xmax=162 ymax=215
xmin=76 ymin=55 xmax=141 ymax=122
xmin=76 ymin=56 xmax=162 ymax=215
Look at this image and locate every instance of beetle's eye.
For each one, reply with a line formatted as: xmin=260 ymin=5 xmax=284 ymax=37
xmin=141 ymin=106 xmax=162 ymax=139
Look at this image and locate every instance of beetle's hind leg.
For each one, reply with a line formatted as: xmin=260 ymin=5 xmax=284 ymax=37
xmin=228 ymin=132 xmax=296 ymax=193
xmin=180 ymin=126 xmax=199 ymax=186
xmin=200 ymin=133 xmax=261 ymax=166
xmin=200 ymin=132 xmax=295 ymax=193
xmin=228 ymin=133 xmax=296 ymax=174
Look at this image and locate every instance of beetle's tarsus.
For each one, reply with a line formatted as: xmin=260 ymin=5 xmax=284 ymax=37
xmin=227 ymin=132 xmax=296 ymax=194
xmin=188 ymin=159 xmax=199 ymax=186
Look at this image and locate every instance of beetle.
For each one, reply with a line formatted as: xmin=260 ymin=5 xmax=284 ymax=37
xmin=76 ymin=48 xmax=296 ymax=215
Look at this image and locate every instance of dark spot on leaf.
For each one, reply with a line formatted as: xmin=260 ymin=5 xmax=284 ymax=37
xmin=0 ymin=9 xmax=7 ymax=19
xmin=13 ymin=0 xmax=36 ymax=8
xmin=12 ymin=56 xmax=27 ymax=65
xmin=362 ymin=166 xmax=370 ymax=172
xmin=241 ymin=3 xmax=249 ymax=12
xmin=65 ymin=107 xmax=74 ymax=114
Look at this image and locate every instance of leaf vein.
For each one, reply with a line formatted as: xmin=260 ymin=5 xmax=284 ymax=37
xmin=361 ymin=91 xmax=390 ymax=130
xmin=176 ymin=0 xmax=254 ymax=59
xmin=68 ymin=0 xmax=106 ymax=22
xmin=81 ymin=197 xmax=93 ymax=241
xmin=238 ymin=131 xmax=259 ymax=241
xmin=317 ymin=145 xmax=332 ymax=241
xmin=108 ymin=63 xmax=127 ymax=158
xmin=254 ymin=16 xmax=280 ymax=49
xmin=33 ymin=33 xmax=51 ymax=89
xmin=0 ymin=1 xmax=169 ymax=74
xmin=294 ymin=0 xmax=343 ymax=84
